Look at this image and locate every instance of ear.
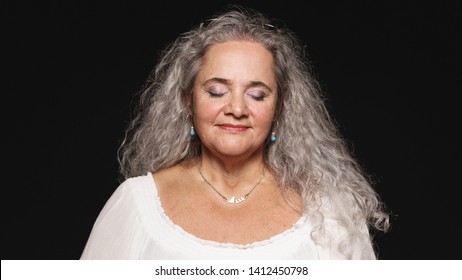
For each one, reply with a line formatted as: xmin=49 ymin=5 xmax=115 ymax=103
xmin=274 ymin=93 xmax=284 ymax=119
xmin=183 ymin=90 xmax=194 ymax=116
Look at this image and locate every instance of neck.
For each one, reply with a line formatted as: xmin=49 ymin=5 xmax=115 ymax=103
xmin=198 ymin=151 xmax=266 ymax=191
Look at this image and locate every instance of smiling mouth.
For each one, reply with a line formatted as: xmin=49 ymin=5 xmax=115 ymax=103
xmin=217 ymin=124 xmax=249 ymax=132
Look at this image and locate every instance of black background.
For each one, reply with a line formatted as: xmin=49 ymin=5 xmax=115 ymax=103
xmin=4 ymin=0 xmax=461 ymax=259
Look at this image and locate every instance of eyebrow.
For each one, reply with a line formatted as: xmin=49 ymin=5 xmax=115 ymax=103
xmin=202 ymin=77 xmax=273 ymax=93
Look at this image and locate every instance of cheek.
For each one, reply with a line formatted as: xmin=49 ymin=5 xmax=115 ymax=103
xmin=252 ymin=104 xmax=276 ymax=128
xmin=193 ymin=100 xmax=221 ymax=125
xmin=259 ymin=115 xmax=275 ymax=132
xmin=251 ymin=116 xmax=275 ymax=138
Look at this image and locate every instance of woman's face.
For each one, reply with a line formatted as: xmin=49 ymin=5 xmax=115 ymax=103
xmin=192 ymin=40 xmax=278 ymax=159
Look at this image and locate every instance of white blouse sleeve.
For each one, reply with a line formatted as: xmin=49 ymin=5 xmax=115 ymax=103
xmin=80 ymin=179 xmax=149 ymax=259
xmin=316 ymin=217 xmax=376 ymax=260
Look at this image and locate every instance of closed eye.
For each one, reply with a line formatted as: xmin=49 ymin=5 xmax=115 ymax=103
xmin=250 ymin=95 xmax=265 ymax=101
xmin=207 ymin=90 xmax=227 ymax=97
xmin=246 ymin=90 xmax=267 ymax=101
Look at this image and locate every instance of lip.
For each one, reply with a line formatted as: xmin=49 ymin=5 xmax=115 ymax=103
xmin=217 ymin=124 xmax=249 ymax=132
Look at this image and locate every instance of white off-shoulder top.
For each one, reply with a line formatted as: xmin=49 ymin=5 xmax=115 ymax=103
xmin=80 ymin=173 xmax=344 ymax=259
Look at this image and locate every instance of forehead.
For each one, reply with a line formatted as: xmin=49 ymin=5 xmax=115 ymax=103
xmin=197 ymin=41 xmax=276 ymax=84
xmin=203 ymin=40 xmax=273 ymax=63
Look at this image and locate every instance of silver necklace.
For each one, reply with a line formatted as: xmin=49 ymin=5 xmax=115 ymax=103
xmin=198 ymin=166 xmax=265 ymax=204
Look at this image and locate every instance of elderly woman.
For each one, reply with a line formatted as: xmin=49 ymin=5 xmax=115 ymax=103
xmin=81 ymin=6 xmax=389 ymax=259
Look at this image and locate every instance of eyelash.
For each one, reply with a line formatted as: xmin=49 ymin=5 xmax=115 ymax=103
xmin=207 ymin=91 xmax=227 ymax=98
xmin=250 ymin=95 xmax=266 ymax=101
xmin=207 ymin=91 xmax=267 ymax=101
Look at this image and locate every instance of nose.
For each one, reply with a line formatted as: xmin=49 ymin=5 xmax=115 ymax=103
xmin=224 ymin=92 xmax=249 ymax=118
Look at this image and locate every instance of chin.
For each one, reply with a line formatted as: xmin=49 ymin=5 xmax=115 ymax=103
xmin=214 ymin=144 xmax=261 ymax=158
xmin=216 ymin=149 xmax=249 ymax=157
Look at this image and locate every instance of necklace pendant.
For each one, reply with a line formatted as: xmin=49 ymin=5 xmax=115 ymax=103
xmin=227 ymin=196 xmax=246 ymax=204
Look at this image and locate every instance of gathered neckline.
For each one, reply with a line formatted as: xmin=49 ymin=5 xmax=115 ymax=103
xmin=147 ymin=172 xmax=309 ymax=250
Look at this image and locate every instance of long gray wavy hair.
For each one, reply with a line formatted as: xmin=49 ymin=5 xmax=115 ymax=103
xmin=118 ymin=6 xmax=389 ymax=259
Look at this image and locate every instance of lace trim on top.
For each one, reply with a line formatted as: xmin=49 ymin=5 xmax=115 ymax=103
xmin=148 ymin=172 xmax=309 ymax=250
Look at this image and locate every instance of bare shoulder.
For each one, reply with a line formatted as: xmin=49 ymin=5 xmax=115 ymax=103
xmin=153 ymin=163 xmax=191 ymax=186
xmin=152 ymin=161 xmax=199 ymax=202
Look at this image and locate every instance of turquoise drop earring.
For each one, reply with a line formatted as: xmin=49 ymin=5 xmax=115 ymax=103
xmin=270 ymin=131 xmax=276 ymax=142
xmin=189 ymin=126 xmax=196 ymax=137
